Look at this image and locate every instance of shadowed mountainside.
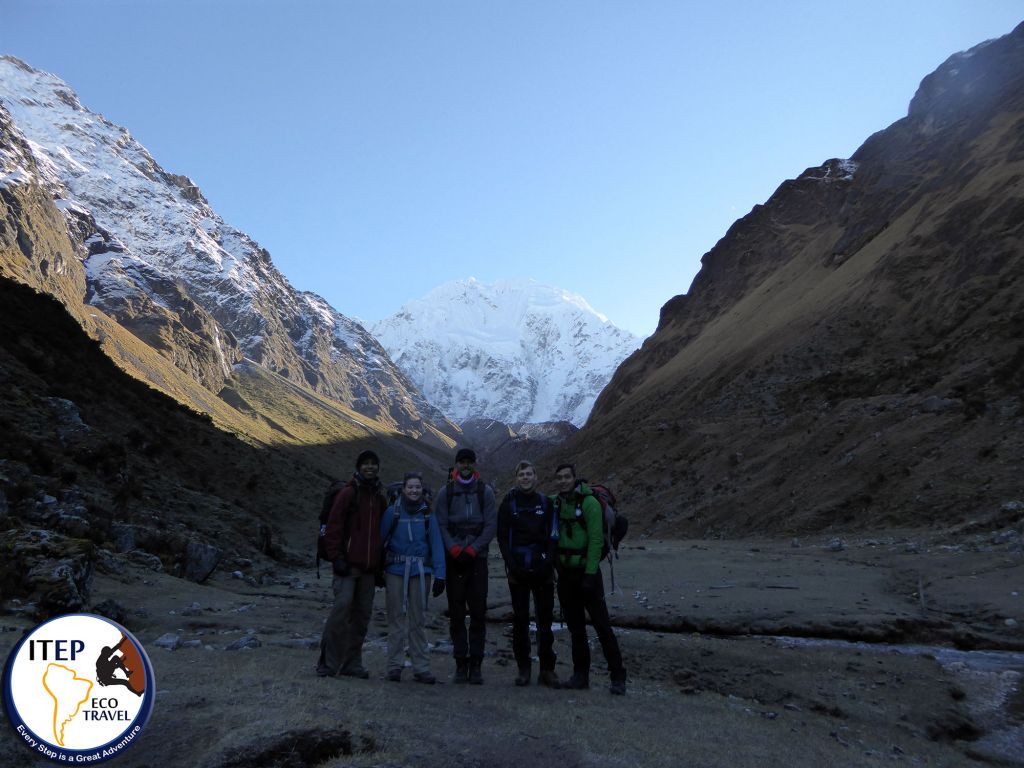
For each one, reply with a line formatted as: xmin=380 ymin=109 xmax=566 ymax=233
xmin=0 ymin=277 xmax=448 ymax=617
xmin=561 ymin=23 xmax=1024 ymax=537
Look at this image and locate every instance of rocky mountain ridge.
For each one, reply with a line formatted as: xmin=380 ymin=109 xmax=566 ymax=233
xmin=371 ymin=277 xmax=640 ymax=427
xmin=561 ymin=23 xmax=1024 ymax=536
xmin=0 ymin=55 xmax=455 ymax=444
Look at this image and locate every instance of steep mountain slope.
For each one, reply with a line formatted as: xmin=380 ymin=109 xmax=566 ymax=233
xmin=563 ymin=24 xmax=1024 ymax=536
xmin=371 ymin=278 xmax=640 ymax=426
xmin=0 ymin=272 xmax=454 ymax=617
xmin=0 ymin=55 xmax=455 ymax=443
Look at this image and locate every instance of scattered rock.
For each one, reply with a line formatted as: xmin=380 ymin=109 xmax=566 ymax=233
xmin=825 ymin=538 xmax=846 ymax=552
xmin=226 ymin=635 xmax=261 ymax=651
xmin=992 ymin=530 xmax=1020 ymax=545
xmin=0 ymin=529 xmax=95 ymax=618
xmin=153 ymin=633 xmax=182 ymax=651
xmin=127 ymin=550 xmax=164 ymax=572
xmin=56 ymin=513 xmax=91 ymax=538
xmin=94 ymin=548 xmax=126 ymax=575
xmin=182 ymin=602 xmax=203 ymax=617
xmin=44 ymin=396 xmax=92 ymax=446
xmin=91 ymin=599 xmax=129 ymax=624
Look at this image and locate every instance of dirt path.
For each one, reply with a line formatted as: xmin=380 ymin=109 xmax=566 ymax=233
xmin=1 ymin=535 xmax=1021 ymax=767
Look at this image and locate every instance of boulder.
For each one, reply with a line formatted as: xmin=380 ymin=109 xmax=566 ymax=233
xmin=182 ymin=540 xmax=221 ymax=583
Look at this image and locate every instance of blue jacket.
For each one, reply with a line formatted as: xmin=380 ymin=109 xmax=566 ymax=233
xmin=379 ymin=500 xmax=446 ymax=581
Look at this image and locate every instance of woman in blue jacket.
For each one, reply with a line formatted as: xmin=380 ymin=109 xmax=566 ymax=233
xmin=380 ymin=472 xmax=446 ymax=683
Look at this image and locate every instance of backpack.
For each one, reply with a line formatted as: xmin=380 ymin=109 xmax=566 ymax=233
xmin=385 ymin=481 xmax=434 ymax=507
xmin=577 ymin=481 xmax=628 ymax=593
xmin=505 ymin=491 xmax=558 ymax=577
xmin=316 ymin=480 xmax=352 ymax=579
xmin=588 ymin=483 xmax=629 ymax=561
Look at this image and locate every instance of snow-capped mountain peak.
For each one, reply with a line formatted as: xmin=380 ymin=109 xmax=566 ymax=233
xmin=371 ymin=278 xmax=641 ymax=427
xmin=0 ymin=55 xmax=449 ymax=438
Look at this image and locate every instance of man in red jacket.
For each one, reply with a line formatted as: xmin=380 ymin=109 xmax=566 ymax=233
xmin=317 ymin=450 xmax=388 ymax=678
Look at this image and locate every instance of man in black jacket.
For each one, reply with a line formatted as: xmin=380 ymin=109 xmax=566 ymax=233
xmin=497 ymin=460 xmax=560 ymax=687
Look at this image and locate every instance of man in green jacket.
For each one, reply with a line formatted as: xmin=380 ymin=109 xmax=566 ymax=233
xmin=552 ymin=462 xmax=626 ymax=695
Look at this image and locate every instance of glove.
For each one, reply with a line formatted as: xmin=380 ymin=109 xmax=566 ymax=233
xmin=432 ymin=578 xmax=446 ymax=598
xmin=463 ymin=545 xmax=478 ymax=559
xmin=332 ymin=557 xmax=351 ymax=577
xmin=449 ymin=545 xmax=463 ymax=559
xmin=582 ymin=572 xmax=602 ymax=597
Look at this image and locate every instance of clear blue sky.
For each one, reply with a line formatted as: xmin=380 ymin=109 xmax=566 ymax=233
xmin=2 ymin=2 xmax=1020 ymax=337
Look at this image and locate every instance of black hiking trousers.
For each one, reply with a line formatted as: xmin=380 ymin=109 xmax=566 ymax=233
xmin=508 ymin=572 xmax=556 ymax=671
xmin=557 ymin=567 xmax=625 ymax=682
xmin=446 ymin=553 xmax=488 ymax=659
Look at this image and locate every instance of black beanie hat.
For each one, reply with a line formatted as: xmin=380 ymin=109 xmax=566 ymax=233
xmin=455 ymin=448 xmax=476 ymax=463
xmin=355 ymin=450 xmax=380 ymax=469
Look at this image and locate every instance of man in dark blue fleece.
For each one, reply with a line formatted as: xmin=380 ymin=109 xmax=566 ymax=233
xmin=434 ymin=448 xmax=497 ymax=684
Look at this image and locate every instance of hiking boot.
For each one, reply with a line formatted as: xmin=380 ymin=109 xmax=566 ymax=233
xmin=454 ymin=657 xmax=470 ymax=684
xmin=609 ymin=680 xmax=626 ymax=695
xmin=537 ymin=670 xmax=560 ymax=688
xmin=413 ymin=671 xmax=437 ymax=685
xmin=315 ymin=664 xmax=335 ymax=678
xmin=385 ymin=669 xmax=402 ymax=683
xmin=562 ymin=673 xmax=589 ymax=690
xmin=514 ymin=663 xmax=531 ymax=687
xmin=468 ymin=657 xmax=484 ymax=685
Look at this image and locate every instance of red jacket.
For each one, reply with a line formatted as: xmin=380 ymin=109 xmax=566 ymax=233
xmin=323 ymin=477 xmax=386 ymax=570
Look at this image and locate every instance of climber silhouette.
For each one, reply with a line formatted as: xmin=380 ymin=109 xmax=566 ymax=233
xmin=94 ymin=636 xmax=145 ymax=696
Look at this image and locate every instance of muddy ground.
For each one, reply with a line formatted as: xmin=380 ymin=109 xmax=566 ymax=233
xmin=2 ymin=532 xmax=1022 ymax=767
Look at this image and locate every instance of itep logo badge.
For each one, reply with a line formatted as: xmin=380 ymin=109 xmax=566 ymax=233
xmin=3 ymin=613 xmax=155 ymax=762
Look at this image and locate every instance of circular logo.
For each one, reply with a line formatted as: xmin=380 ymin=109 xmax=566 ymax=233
xmin=2 ymin=613 xmax=155 ymax=763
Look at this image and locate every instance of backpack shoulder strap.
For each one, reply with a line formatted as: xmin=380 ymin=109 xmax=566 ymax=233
xmin=383 ymin=505 xmax=401 ymax=548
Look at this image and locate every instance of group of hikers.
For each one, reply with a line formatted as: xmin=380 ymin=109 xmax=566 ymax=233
xmin=316 ymin=447 xmax=627 ymax=695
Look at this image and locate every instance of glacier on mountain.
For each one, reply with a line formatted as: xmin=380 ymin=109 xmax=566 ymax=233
xmin=371 ymin=278 xmax=641 ymax=427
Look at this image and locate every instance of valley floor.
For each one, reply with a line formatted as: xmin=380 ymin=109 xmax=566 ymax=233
xmin=2 ymin=534 xmax=1022 ymax=768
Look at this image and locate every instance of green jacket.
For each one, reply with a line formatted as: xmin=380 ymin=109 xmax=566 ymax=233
xmin=552 ymin=482 xmax=603 ymax=575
